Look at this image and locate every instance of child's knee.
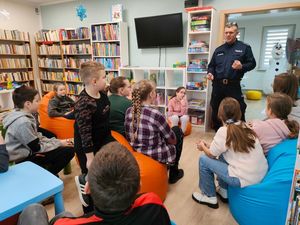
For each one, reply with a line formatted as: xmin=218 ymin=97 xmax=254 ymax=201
xmin=199 ymin=154 xmax=209 ymax=166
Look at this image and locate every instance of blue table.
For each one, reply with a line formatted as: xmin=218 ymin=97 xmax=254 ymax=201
xmin=0 ymin=161 xmax=64 ymax=221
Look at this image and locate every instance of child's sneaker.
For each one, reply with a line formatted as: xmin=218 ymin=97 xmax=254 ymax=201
xmin=216 ymin=186 xmax=228 ymax=203
xmin=75 ymin=174 xmax=90 ymax=207
xmin=192 ymin=192 xmax=218 ymax=209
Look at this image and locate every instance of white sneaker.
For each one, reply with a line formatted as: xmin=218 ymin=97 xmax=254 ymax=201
xmin=216 ymin=187 xmax=228 ymax=203
xmin=192 ymin=192 xmax=218 ymax=209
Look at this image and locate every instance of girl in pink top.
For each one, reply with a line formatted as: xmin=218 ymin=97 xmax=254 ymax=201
xmin=251 ymin=93 xmax=299 ymax=154
xmin=168 ymin=87 xmax=189 ymax=133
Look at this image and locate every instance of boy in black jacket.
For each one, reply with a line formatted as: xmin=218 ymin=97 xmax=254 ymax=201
xmin=73 ymin=61 xmax=114 ymax=210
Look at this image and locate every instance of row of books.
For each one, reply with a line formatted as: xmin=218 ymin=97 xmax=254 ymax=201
xmin=0 ymin=43 xmax=31 ymax=55
xmin=191 ymin=15 xmax=210 ymax=32
xmin=62 ymin=43 xmax=91 ymax=55
xmin=0 ymin=29 xmax=30 ymax=41
xmin=67 ymin=83 xmax=84 ymax=95
xmin=95 ymin=58 xmax=120 ymax=70
xmin=187 ymin=59 xmax=208 ymax=72
xmin=41 ymin=82 xmax=58 ymax=92
xmin=188 ymin=99 xmax=206 ymax=110
xmin=186 ymin=81 xmax=207 ymax=90
xmin=188 ymin=40 xmax=209 ymax=53
xmin=64 ymin=58 xmax=90 ymax=68
xmin=39 ymin=71 xmax=64 ymax=81
xmin=38 ymin=44 xmax=61 ymax=55
xmin=65 ymin=71 xmax=82 ymax=82
xmin=0 ymin=71 xmax=33 ymax=82
xmin=288 ymin=169 xmax=300 ymax=225
xmin=35 ymin=30 xmax=60 ymax=42
xmin=0 ymin=58 xmax=32 ymax=68
xmin=60 ymin=27 xmax=90 ymax=40
xmin=92 ymin=43 xmax=120 ymax=56
xmin=38 ymin=58 xmax=63 ymax=68
xmin=91 ymin=24 xmax=119 ymax=41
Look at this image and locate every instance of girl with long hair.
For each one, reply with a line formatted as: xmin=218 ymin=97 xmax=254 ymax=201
xmin=125 ymin=80 xmax=184 ymax=184
xmin=192 ymin=97 xmax=268 ymax=209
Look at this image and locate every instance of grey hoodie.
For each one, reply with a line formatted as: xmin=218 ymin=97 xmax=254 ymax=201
xmin=3 ymin=110 xmax=61 ymax=162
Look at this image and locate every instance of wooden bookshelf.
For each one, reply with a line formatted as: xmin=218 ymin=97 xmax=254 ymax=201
xmin=35 ymin=27 xmax=91 ymax=95
xmin=0 ymin=29 xmax=35 ymax=89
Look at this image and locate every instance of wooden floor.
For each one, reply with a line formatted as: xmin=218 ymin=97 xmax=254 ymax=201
xmin=45 ymin=97 xmax=265 ymax=225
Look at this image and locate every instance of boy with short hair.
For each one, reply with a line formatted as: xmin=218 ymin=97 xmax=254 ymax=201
xmin=18 ymin=142 xmax=172 ymax=225
xmin=74 ymin=61 xmax=114 ymax=208
xmin=3 ymin=85 xmax=74 ymax=175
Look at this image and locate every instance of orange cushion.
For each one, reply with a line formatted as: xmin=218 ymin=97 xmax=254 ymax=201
xmin=111 ymin=131 xmax=168 ymax=201
xmin=167 ymin=119 xmax=192 ymax=136
xmin=38 ymin=91 xmax=74 ymax=139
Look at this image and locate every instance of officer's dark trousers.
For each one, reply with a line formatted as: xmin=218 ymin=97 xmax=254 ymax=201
xmin=210 ymin=81 xmax=247 ymax=131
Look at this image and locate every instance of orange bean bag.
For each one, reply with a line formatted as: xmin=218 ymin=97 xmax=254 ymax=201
xmin=167 ymin=119 xmax=192 ymax=136
xmin=38 ymin=91 xmax=74 ymax=139
xmin=111 ymin=131 xmax=168 ymax=201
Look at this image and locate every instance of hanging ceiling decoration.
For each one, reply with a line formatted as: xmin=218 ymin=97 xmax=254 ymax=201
xmin=76 ymin=4 xmax=87 ymax=21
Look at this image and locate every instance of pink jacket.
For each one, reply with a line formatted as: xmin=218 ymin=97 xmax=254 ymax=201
xmin=168 ymin=97 xmax=188 ymax=117
xmin=252 ymin=118 xmax=290 ymax=154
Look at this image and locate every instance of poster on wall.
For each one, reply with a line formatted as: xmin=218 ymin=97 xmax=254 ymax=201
xmin=111 ymin=4 xmax=123 ymax=22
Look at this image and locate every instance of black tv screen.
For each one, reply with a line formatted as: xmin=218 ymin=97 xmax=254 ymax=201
xmin=135 ymin=13 xmax=183 ymax=48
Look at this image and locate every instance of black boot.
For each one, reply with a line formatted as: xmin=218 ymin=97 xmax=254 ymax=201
xmin=169 ymin=165 xmax=184 ymax=184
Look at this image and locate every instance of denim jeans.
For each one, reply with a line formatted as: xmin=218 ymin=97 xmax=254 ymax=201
xmin=199 ymin=154 xmax=241 ymax=197
xmin=18 ymin=204 xmax=74 ymax=225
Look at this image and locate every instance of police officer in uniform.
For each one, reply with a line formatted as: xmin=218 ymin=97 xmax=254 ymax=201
xmin=207 ymin=22 xmax=256 ymax=131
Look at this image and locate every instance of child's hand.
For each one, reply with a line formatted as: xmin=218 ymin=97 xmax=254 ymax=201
xmin=247 ymin=121 xmax=253 ymax=128
xmin=196 ymin=140 xmax=207 ymax=151
xmin=60 ymin=139 xmax=73 ymax=147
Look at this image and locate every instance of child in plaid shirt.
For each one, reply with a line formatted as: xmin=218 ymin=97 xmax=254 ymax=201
xmin=125 ymin=80 xmax=184 ymax=184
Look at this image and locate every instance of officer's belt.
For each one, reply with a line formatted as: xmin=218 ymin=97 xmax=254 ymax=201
xmin=214 ymin=79 xmax=241 ymax=85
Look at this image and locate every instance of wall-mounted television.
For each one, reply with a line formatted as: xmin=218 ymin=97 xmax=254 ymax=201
xmin=134 ymin=13 xmax=183 ymax=49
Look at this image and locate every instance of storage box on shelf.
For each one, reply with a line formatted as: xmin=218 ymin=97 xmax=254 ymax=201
xmin=35 ymin=27 xmax=92 ymax=96
xmin=91 ymin=22 xmax=128 ymax=84
xmin=119 ymin=67 xmax=186 ymax=115
xmin=0 ymin=29 xmax=35 ymax=88
xmin=186 ymin=8 xmax=218 ymax=131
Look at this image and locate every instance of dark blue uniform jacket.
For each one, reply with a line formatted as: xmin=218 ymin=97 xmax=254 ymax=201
xmin=208 ymin=40 xmax=256 ymax=80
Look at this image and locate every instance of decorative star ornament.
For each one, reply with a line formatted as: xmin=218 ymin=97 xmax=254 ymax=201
xmin=76 ymin=4 xmax=87 ymax=21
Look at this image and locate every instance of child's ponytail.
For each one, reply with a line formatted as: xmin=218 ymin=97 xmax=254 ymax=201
xmin=284 ymin=119 xmax=299 ymax=138
xmin=131 ymin=88 xmax=141 ymax=141
xmin=130 ymin=80 xmax=155 ymax=141
xmin=226 ymin=121 xmax=256 ymax=153
xmin=218 ymin=98 xmax=256 ymax=153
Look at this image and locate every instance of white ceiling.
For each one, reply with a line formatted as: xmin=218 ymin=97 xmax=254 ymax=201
xmin=228 ymin=9 xmax=300 ymax=21
xmin=11 ymin=0 xmax=75 ymax=6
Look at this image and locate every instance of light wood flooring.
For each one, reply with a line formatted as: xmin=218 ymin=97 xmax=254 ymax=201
xmin=45 ymin=98 xmax=265 ymax=225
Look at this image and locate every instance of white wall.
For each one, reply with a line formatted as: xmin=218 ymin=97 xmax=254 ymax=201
xmin=0 ymin=0 xmax=42 ymax=89
xmin=232 ymin=13 xmax=300 ymax=90
xmin=203 ymin=0 xmax=298 ymax=10
xmin=40 ymin=0 xmax=187 ymax=68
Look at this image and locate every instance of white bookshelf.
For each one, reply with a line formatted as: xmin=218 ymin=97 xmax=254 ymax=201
xmin=119 ymin=67 xmax=186 ymax=115
xmin=91 ymin=22 xmax=128 ymax=83
xmin=186 ymin=8 xmax=219 ymax=131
